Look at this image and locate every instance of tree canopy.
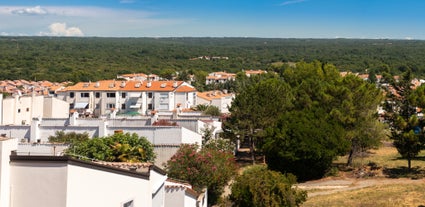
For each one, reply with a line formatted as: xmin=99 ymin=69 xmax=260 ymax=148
xmin=2 ymin=37 xmax=425 ymax=83
xmin=48 ymin=131 xmax=89 ymax=144
xmin=383 ymin=69 xmax=425 ymax=170
xmin=225 ymin=61 xmax=385 ymax=180
xmin=66 ymin=133 xmax=155 ymax=163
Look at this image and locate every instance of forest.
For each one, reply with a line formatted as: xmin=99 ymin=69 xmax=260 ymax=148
xmin=1 ymin=36 xmax=425 ymax=82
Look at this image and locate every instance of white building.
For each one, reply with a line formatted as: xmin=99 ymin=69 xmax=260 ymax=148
xmin=205 ymin=72 xmax=236 ymax=85
xmin=197 ymin=90 xmax=234 ymax=113
xmin=0 ymin=93 xmax=69 ymax=125
xmin=0 ymin=137 xmax=168 ymax=207
xmin=56 ymin=80 xmax=197 ymax=117
xmin=165 ymin=178 xmax=207 ymax=207
xmin=0 ymin=115 xmax=212 ymax=167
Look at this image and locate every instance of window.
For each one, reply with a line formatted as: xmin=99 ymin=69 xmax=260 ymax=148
xmin=122 ymin=93 xmax=126 ymax=98
xmin=159 ymin=103 xmax=169 ymax=110
xmin=107 ymin=103 xmax=115 ymax=109
xmin=95 ymin=92 xmax=100 ymax=98
xmin=121 ymin=103 xmax=126 ymax=110
xmin=26 ymin=108 xmax=29 ymax=112
xmin=122 ymin=200 xmax=134 ymax=207
xmin=107 ymin=92 xmax=116 ymax=98
xmin=95 ymin=104 xmax=99 ymax=109
xmin=148 ymin=92 xmax=153 ymax=98
xmin=148 ymin=103 xmax=153 ymax=110
xmin=80 ymin=92 xmax=89 ymax=98
xmin=17 ymin=109 xmax=21 ymax=113
xmin=70 ymin=92 xmax=74 ymax=98
xmin=159 ymin=93 xmax=169 ymax=103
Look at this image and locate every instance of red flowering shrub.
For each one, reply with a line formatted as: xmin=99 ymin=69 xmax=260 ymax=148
xmin=165 ymin=144 xmax=238 ymax=205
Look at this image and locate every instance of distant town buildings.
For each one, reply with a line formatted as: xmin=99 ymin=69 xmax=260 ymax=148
xmin=190 ymin=56 xmax=229 ymax=60
xmin=205 ymin=70 xmax=267 ymax=85
xmin=205 ymin=72 xmax=236 ymax=85
xmin=56 ymin=80 xmax=197 ymax=117
xmin=0 ymin=80 xmax=69 ymax=97
xmin=117 ymin=73 xmax=160 ymax=82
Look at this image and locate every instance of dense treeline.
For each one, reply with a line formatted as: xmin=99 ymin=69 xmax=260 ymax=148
xmin=1 ymin=37 xmax=425 ymax=82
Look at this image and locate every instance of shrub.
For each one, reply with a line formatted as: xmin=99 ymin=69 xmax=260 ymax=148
xmin=166 ymin=144 xmax=238 ymax=205
xmin=230 ymin=165 xmax=307 ymax=207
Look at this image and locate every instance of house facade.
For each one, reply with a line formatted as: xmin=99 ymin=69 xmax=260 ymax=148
xmin=205 ymin=72 xmax=236 ymax=85
xmin=56 ymin=80 xmax=197 ymax=117
xmin=197 ymin=90 xmax=234 ymax=113
xmin=0 ymin=93 xmax=69 ymax=125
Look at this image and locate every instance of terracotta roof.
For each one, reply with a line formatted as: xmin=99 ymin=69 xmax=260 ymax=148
xmin=175 ymin=85 xmax=196 ymax=92
xmin=49 ymin=85 xmax=64 ymax=91
xmin=165 ymin=178 xmax=199 ymax=198
xmin=62 ymin=80 xmax=194 ymax=92
xmin=206 ymin=72 xmax=236 ymax=80
xmin=94 ymin=161 xmax=152 ymax=173
xmin=63 ymin=80 xmax=122 ymax=91
xmin=40 ymin=81 xmax=53 ymax=87
xmin=197 ymin=90 xmax=232 ymax=101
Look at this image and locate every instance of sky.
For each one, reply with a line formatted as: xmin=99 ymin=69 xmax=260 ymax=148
xmin=0 ymin=0 xmax=424 ymax=39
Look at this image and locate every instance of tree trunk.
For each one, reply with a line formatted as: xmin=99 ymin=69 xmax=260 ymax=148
xmin=250 ymin=136 xmax=255 ymax=165
xmin=347 ymin=149 xmax=354 ymax=166
xmin=347 ymin=140 xmax=358 ymax=167
xmin=408 ymin=157 xmax=412 ymax=171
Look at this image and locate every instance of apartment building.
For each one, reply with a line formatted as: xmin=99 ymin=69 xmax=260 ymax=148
xmin=0 ymin=93 xmax=69 ymax=125
xmin=56 ymin=80 xmax=197 ymax=117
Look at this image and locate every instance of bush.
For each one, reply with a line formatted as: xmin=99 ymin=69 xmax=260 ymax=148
xmin=48 ymin=131 xmax=89 ymax=144
xmin=66 ymin=133 xmax=155 ymax=162
xmin=166 ymin=144 xmax=238 ymax=205
xmin=230 ymin=165 xmax=307 ymax=207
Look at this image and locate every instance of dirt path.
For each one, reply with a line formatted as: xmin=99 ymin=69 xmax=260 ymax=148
xmin=297 ymin=177 xmax=425 ymax=197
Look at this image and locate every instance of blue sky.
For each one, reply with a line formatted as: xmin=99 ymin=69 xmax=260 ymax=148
xmin=0 ymin=0 xmax=424 ymax=39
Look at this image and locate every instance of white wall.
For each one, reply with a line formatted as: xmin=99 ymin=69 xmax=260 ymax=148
xmin=181 ymin=127 xmax=202 ymax=145
xmin=0 ymin=126 xmax=30 ymax=141
xmin=0 ymin=94 xmax=3 ymax=124
xmin=165 ymin=187 xmax=185 ymax=207
xmin=0 ymin=138 xmax=18 ymax=207
xmin=1 ymin=95 xmax=69 ymax=125
xmin=10 ymin=162 xmax=68 ymax=207
xmin=44 ymin=97 xmax=70 ymax=118
xmin=66 ymin=164 xmax=154 ymax=207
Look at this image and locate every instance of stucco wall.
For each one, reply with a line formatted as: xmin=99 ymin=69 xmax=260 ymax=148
xmin=0 ymin=126 xmax=30 ymax=140
xmin=10 ymin=162 xmax=68 ymax=207
xmin=165 ymin=187 xmax=185 ymax=207
xmin=66 ymin=164 xmax=154 ymax=207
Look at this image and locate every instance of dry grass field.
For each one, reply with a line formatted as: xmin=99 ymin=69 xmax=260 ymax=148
xmin=301 ymin=142 xmax=425 ymax=207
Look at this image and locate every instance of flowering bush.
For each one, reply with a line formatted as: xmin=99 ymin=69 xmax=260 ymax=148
xmin=166 ymin=144 xmax=238 ymax=205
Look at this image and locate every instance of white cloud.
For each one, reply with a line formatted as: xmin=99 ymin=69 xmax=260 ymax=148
xmin=0 ymin=5 xmax=190 ymax=37
xmin=11 ymin=5 xmax=48 ymax=15
xmin=280 ymin=0 xmax=307 ymax=6
xmin=405 ymin=37 xmax=413 ymax=40
xmin=40 ymin=22 xmax=84 ymax=36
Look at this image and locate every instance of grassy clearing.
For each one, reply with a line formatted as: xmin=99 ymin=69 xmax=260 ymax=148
xmin=302 ymin=183 xmax=425 ymax=207
xmin=335 ymin=142 xmax=425 ymax=171
xmin=301 ymin=143 xmax=425 ymax=207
